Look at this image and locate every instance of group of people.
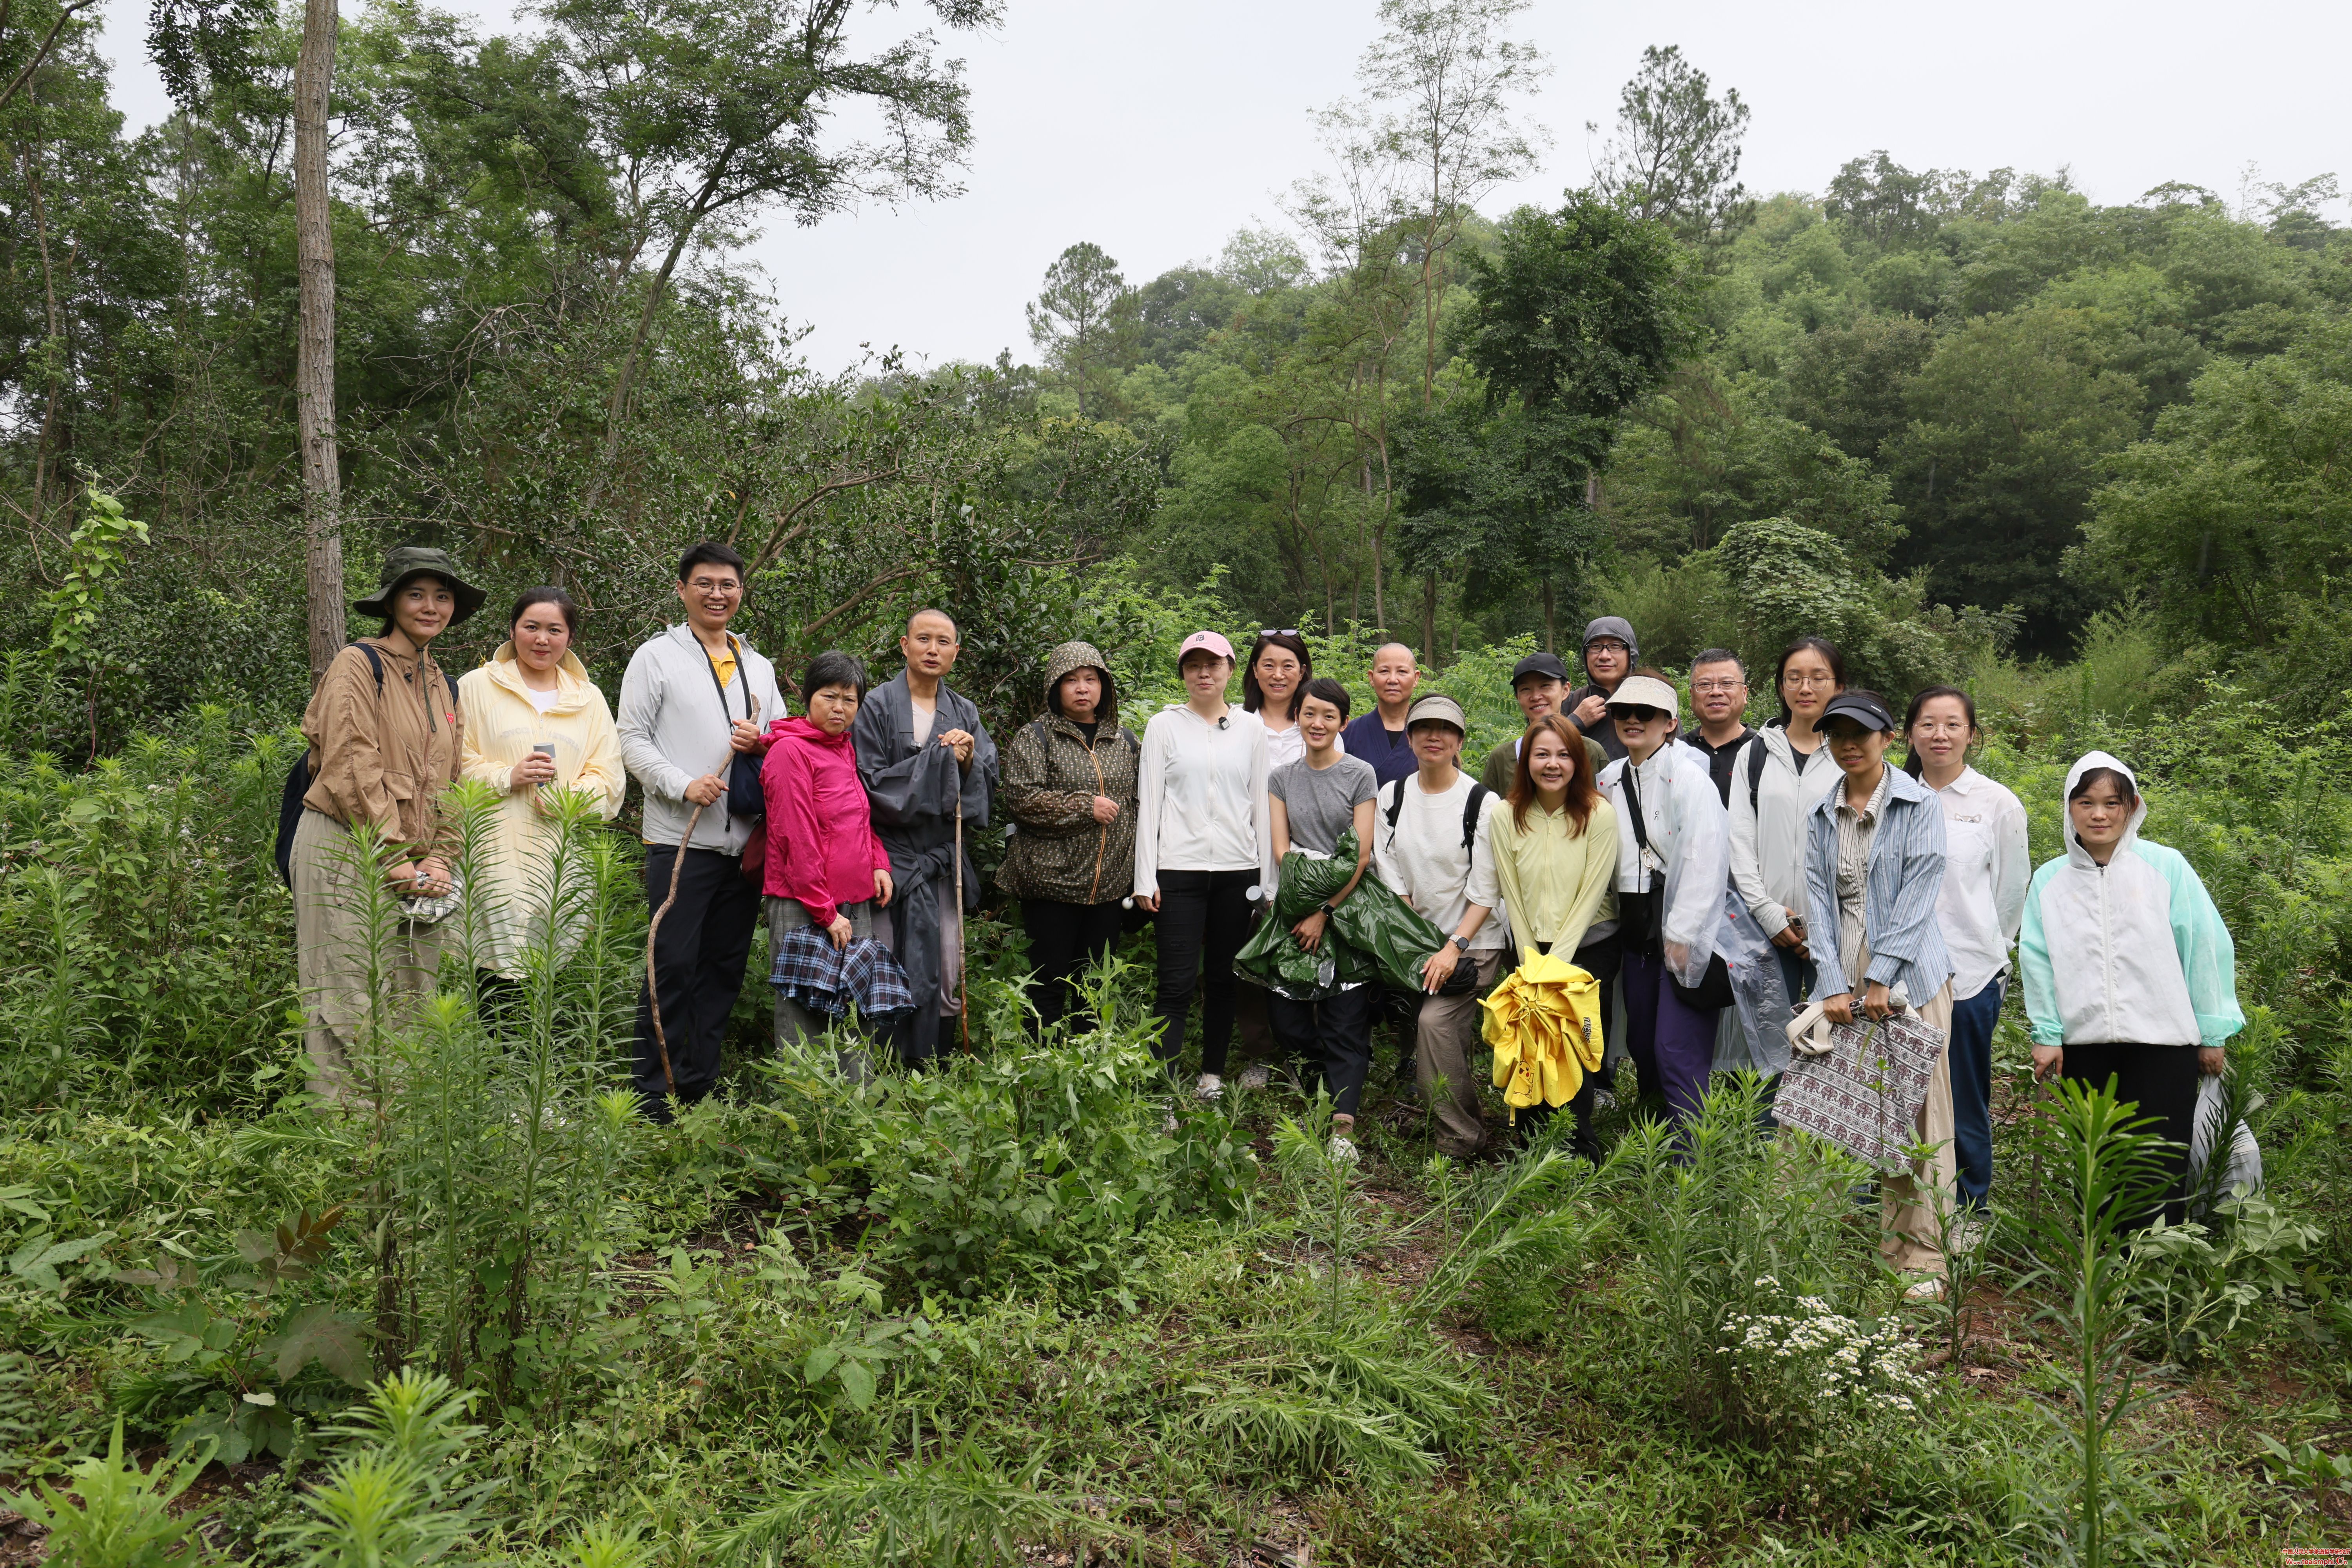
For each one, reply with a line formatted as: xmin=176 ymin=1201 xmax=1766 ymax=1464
xmin=290 ymin=544 xmax=2245 ymax=1292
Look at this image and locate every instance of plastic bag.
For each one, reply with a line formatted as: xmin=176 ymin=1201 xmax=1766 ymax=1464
xmin=1234 ymin=829 xmax=1450 ymax=1000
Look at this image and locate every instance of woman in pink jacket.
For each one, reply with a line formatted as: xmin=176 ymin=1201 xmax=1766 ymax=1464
xmin=762 ymin=650 xmax=895 ymax=1047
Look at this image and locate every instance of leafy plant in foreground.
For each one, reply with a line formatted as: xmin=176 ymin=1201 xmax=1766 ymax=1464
xmin=3 ymin=1416 xmax=214 ymax=1568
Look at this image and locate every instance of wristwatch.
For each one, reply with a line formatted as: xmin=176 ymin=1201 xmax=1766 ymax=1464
xmin=1317 ymin=900 xmax=1336 ymax=917
xmin=1449 ymin=934 xmax=1471 ymax=953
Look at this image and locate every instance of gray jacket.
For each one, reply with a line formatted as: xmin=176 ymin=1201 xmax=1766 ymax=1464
xmin=617 ymin=623 xmax=788 ymax=855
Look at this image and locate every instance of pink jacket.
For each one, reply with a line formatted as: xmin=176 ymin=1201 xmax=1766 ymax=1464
xmin=761 ymin=717 xmax=891 ymax=924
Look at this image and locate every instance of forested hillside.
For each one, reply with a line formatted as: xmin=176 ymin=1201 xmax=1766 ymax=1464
xmin=7 ymin=6 xmax=2349 ymax=739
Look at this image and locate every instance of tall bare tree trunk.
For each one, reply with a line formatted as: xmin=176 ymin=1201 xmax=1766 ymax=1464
xmin=295 ymin=0 xmax=343 ymax=680
xmin=1420 ymin=571 xmax=1436 ymax=663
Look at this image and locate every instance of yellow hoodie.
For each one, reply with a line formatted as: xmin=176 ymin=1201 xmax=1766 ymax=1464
xmin=456 ymin=646 xmax=627 ymax=978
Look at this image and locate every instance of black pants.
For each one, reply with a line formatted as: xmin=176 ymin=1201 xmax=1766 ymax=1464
xmin=634 ymin=845 xmax=761 ymax=1118
xmin=1517 ymin=934 xmax=1619 ymax=1161
xmin=1152 ymin=869 xmax=1256 ymax=1075
xmin=1267 ymin=984 xmax=1380 ymax=1117
xmin=2062 ymin=1042 xmax=2202 ymax=1228
xmin=1022 ymin=897 xmax=1125 ymax=1034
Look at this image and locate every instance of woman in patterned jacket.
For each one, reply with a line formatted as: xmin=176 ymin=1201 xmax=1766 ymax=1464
xmin=996 ymin=641 xmax=1142 ymax=1033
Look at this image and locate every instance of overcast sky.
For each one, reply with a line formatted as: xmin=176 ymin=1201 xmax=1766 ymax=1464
xmin=96 ymin=0 xmax=2350 ymax=376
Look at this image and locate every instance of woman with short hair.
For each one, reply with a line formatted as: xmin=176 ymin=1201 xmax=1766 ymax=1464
xmin=2020 ymin=753 xmax=2240 ymax=1229
xmin=456 ymin=587 xmax=628 ymax=986
xmin=761 ymin=650 xmax=896 ymax=1051
xmin=292 ymin=546 xmax=484 ymax=1107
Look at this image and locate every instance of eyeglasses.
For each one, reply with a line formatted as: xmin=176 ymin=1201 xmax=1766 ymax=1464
xmin=1610 ymin=704 xmax=1667 ymax=724
xmin=1691 ymin=679 xmax=1746 ymax=694
xmin=1785 ymin=672 xmax=1838 ymax=688
xmin=1588 ymin=640 xmax=1630 ymax=654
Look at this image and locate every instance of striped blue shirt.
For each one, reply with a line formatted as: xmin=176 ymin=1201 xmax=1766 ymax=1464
xmin=1804 ymin=764 xmax=1952 ymax=1005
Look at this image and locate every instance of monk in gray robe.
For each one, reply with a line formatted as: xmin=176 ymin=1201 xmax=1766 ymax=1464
xmin=853 ymin=608 xmax=998 ymax=1064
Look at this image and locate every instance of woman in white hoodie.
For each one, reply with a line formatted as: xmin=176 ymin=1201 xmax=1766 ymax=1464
xmin=2020 ymin=752 xmax=2241 ymax=1226
xmin=456 ymin=588 xmax=628 ymax=982
xmin=1731 ymin=636 xmax=1846 ymax=1005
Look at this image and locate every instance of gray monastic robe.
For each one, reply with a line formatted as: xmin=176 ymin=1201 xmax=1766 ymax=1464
xmin=853 ymin=671 xmax=998 ymax=1062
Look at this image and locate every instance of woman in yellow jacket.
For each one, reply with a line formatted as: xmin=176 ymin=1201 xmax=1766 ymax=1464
xmin=457 ymin=588 xmax=628 ymax=982
xmin=1485 ymin=713 xmax=1620 ymax=1158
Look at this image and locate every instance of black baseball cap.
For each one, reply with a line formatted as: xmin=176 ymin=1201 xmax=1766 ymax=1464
xmin=1820 ymin=691 xmax=1898 ymax=733
xmin=1509 ymin=652 xmax=1570 ymax=686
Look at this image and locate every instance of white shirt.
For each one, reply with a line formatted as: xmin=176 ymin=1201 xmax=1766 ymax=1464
xmin=1373 ymin=773 xmax=1509 ymax=952
xmin=1134 ymin=704 xmax=1275 ymax=897
xmin=1263 ymin=719 xmax=1306 ymax=771
xmin=524 ymin=685 xmax=561 ymax=715
xmin=1930 ymin=765 xmax=2031 ymax=1000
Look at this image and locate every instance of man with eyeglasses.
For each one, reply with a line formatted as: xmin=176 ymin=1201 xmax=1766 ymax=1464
xmin=1679 ymin=649 xmax=1758 ymax=808
xmin=1564 ymin=617 xmax=1639 ymax=763
xmin=617 ymin=539 xmax=788 ymax=1122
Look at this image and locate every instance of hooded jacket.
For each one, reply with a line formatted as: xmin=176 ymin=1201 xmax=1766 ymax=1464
xmin=1566 ymin=616 xmax=1638 ymax=763
xmin=302 ymin=637 xmax=463 ymax=853
xmin=2019 ymin=752 xmax=2242 ymax=1050
xmin=456 ymin=645 xmax=628 ymax=977
xmin=1599 ymin=739 xmax=1730 ymax=990
xmin=616 ymin=623 xmax=788 ymax=855
xmin=996 ymin=641 xmax=1142 ymax=905
xmin=760 ymin=716 xmax=892 ymax=926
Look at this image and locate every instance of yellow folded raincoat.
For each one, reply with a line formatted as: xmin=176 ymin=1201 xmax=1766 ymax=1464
xmin=1481 ymin=950 xmax=1607 ymax=1116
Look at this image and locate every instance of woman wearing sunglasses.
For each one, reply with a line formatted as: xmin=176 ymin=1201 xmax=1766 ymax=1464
xmin=1596 ymin=671 xmax=1733 ymax=1137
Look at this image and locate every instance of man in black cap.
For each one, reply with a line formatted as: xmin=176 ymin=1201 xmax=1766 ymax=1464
xmin=1479 ymin=651 xmax=1606 ymax=797
xmin=1564 ymin=616 xmax=1639 ymax=763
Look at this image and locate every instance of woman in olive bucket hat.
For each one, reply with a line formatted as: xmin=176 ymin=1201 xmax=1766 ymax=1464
xmin=290 ymin=546 xmax=486 ymax=1108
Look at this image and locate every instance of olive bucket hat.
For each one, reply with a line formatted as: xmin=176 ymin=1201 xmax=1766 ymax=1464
xmin=353 ymin=545 xmax=487 ymax=626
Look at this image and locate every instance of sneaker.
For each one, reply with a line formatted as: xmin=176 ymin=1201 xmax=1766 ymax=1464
xmin=1193 ymin=1073 xmax=1223 ymax=1101
xmin=1904 ymin=1276 xmax=1946 ymax=1303
xmin=1238 ymin=1064 xmax=1271 ymax=1092
xmin=1327 ymin=1134 xmax=1359 ymax=1163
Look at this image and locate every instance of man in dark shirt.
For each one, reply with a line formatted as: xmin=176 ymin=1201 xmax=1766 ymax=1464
xmin=1564 ymin=617 xmax=1637 ymax=763
xmin=1678 ymin=647 xmax=1757 ymax=807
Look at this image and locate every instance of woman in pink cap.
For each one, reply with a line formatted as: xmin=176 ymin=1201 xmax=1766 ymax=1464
xmin=1132 ymin=631 xmax=1276 ymax=1100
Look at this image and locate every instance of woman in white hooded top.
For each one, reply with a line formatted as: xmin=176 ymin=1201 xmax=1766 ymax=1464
xmin=1597 ymin=671 xmax=1733 ymax=1134
xmin=2020 ymin=751 xmax=2241 ymax=1228
xmin=1731 ymin=636 xmax=1846 ymax=1006
xmin=456 ymin=588 xmax=628 ymax=982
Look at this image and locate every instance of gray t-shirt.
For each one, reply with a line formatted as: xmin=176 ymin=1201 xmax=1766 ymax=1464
xmin=1269 ymin=754 xmax=1379 ymax=857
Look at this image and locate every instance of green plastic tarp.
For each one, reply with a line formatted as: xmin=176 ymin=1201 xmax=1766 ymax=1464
xmin=1234 ymin=829 xmax=1451 ymax=1000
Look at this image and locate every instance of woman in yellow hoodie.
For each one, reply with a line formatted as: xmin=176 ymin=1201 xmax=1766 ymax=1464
xmin=457 ymin=588 xmax=628 ymax=981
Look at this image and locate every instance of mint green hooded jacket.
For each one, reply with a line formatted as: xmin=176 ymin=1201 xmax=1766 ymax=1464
xmin=2018 ymin=751 xmax=2243 ymax=1051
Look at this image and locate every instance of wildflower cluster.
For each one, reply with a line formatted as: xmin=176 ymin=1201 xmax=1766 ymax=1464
xmin=1719 ymin=1277 xmax=1933 ymax=1440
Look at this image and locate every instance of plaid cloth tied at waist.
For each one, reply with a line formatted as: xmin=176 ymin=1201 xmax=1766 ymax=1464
xmin=768 ymin=926 xmax=916 ymax=1021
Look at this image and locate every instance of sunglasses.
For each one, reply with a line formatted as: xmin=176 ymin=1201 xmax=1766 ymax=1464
xmin=1610 ymin=704 xmax=1668 ymax=724
xmin=1257 ymin=628 xmax=1302 ymax=639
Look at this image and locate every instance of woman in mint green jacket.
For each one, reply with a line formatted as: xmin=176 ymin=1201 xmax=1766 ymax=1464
xmin=2019 ymin=750 xmax=2241 ymax=1225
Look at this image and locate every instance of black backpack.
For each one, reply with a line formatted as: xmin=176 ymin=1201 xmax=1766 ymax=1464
xmin=275 ymin=643 xmax=387 ymax=887
xmin=1380 ymin=777 xmax=1490 ymax=856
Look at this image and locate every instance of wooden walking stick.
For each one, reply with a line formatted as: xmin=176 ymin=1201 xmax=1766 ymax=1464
xmin=643 ymin=802 xmax=704 ymax=1098
xmin=954 ymin=791 xmax=969 ymax=1053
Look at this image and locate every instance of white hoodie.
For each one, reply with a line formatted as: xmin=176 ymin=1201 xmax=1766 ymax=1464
xmin=2018 ymin=751 xmax=2244 ymax=1050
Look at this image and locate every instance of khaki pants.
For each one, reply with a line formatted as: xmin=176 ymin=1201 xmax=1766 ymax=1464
xmin=290 ymin=809 xmax=445 ymax=1108
xmin=1414 ymin=951 xmax=1505 ymax=1157
xmin=1879 ymin=979 xmax=1958 ymax=1277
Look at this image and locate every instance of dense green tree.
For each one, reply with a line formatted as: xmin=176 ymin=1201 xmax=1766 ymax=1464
xmin=1027 ymin=242 xmax=1136 ymax=419
xmin=1884 ymin=306 xmax=2143 ymax=652
xmin=1588 ymin=44 xmax=1753 ymax=251
xmin=1395 ymin=193 xmax=1695 ymax=648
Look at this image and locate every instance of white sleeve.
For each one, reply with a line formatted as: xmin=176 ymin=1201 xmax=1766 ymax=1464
xmin=1372 ymin=780 xmax=1406 ymax=893
xmin=1728 ymin=744 xmax=1783 ymax=935
xmin=1252 ymin=719 xmax=1276 ymax=894
xmin=1664 ymin=764 xmax=1731 ymax=950
xmin=1994 ymin=786 xmax=2033 ymax=950
xmin=616 ymin=643 xmax=690 ymax=802
xmin=1133 ymin=715 xmax=1168 ymax=901
xmin=1465 ymin=793 xmax=1501 ymax=913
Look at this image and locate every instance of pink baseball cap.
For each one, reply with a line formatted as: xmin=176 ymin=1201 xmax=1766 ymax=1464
xmin=1176 ymin=630 xmax=1234 ymax=667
